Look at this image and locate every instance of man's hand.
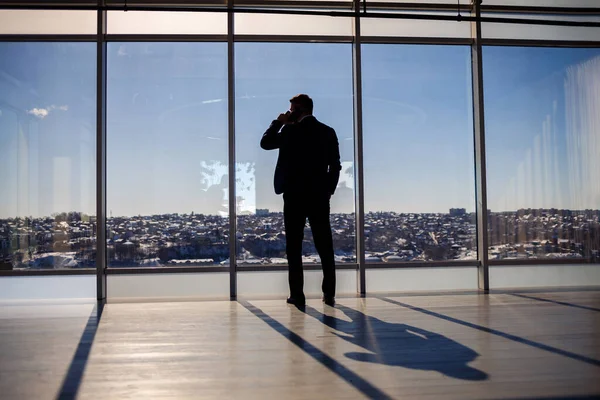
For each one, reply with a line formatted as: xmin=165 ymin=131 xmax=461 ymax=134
xmin=277 ymin=111 xmax=293 ymax=124
xmin=277 ymin=111 xmax=294 ymax=125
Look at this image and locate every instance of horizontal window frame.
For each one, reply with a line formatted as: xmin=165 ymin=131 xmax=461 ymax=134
xmin=106 ymin=33 xmax=228 ymax=41
xmin=1 ymin=2 xmax=598 ymax=14
xmin=481 ymin=38 xmax=600 ymax=47
xmin=0 ymin=5 xmax=598 ymax=28
xmin=489 ymin=258 xmax=598 ymax=266
xmin=0 ymin=34 xmax=97 ymax=41
xmin=2 ymin=36 xmax=598 ymax=49
xmin=365 ymin=261 xmax=479 ymax=269
xmin=0 ymin=269 xmax=96 ymax=277
xmin=360 ymin=36 xmax=472 ymax=44
xmin=2 ymin=258 xmax=597 ymax=276
xmin=233 ymin=34 xmax=353 ymax=42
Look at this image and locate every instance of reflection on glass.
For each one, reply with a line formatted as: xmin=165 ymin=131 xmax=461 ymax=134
xmin=362 ymin=44 xmax=476 ymax=263
xmin=0 ymin=10 xmax=97 ymax=34
xmin=361 ymin=14 xmax=471 ymax=38
xmin=107 ymin=43 xmax=229 ymax=268
xmin=0 ymin=43 xmax=96 ymax=270
xmin=234 ymin=14 xmax=353 ymax=36
xmin=235 ymin=43 xmax=355 ymax=265
xmin=484 ymin=47 xmax=600 ymax=262
xmin=107 ymin=11 xmax=227 ymax=35
xmin=482 ymin=14 xmax=600 ymax=42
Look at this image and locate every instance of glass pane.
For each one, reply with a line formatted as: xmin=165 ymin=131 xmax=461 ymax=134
xmin=237 ymin=270 xmax=358 ymax=297
xmin=0 ymin=276 xmax=96 ymax=300
xmin=490 ymin=264 xmax=600 ymax=288
xmin=361 ymin=14 xmax=471 ymax=38
xmin=484 ymin=47 xmax=600 ymax=263
xmin=107 ymin=272 xmax=230 ymax=300
xmin=483 ymin=14 xmax=600 ymax=41
xmin=0 ymin=10 xmax=97 ymax=34
xmin=362 ymin=44 xmax=476 ymax=264
xmin=235 ymin=43 xmax=355 ymax=272
xmin=0 ymin=43 xmax=96 ymax=271
xmin=108 ymin=11 xmax=227 ymax=35
xmin=235 ymin=14 xmax=353 ymax=36
xmin=367 ymin=267 xmax=478 ymax=292
xmin=107 ymin=43 xmax=229 ymax=269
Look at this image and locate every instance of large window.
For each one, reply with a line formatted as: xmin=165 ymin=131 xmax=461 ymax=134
xmin=362 ymin=44 xmax=476 ymax=263
xmin=2 ymin=5 xmax=599 ymax=299
xmin=0 ymin=43 xmax=96 ymax=271
xmin=484 ymin=47 xmax=600 ymax=263
xmin=107 ymin=42 xmax=229 ymax=269
xmin=235 ymin=42 xmax=355 ymax=266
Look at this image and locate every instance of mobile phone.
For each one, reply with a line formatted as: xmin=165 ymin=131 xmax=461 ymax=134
xmin=288 ymin=110 xmax=301 ymax=123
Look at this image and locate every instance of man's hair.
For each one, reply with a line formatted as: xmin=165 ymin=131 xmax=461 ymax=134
xmin=289 ymin=94 xmax=313 ymax=114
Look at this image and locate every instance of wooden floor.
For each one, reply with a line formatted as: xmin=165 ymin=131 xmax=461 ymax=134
xmin=1 ymin=291 xmax=600 ymax=400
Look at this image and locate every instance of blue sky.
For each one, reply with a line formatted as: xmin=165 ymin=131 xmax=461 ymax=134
xmin=484 ymin=46 xmax=600 ymax=212
xmin=0 ymin=42 xmax=599 ymax=218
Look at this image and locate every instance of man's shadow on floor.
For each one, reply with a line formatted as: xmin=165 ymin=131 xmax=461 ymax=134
xmin=301 ymin=304 xmax=488 ymax=381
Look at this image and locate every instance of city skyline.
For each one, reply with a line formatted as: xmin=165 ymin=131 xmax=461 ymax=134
xmin=4 ymin=206 xmax=600 ymax=220
xmin=1 ymin=43 xmax=599 ymax=218
xmin=3 ymin=207 xmax=598 ymax=270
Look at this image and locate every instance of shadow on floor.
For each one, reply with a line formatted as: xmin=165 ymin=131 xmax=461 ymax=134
xmin=511 ymin=293 xmax=600 ymax=312
xmin=239 ymin=300 xmax=395 ymax=400
xmin=378 ymin=296 xmax=600 ymax=368
xmin=55 ymin=301 xmax=105 ymax=400
xmin=303 ymin=303 xmax=488 ymax=381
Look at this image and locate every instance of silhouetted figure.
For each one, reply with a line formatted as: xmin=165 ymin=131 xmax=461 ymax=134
xmin=204 ymin=175 xmax=228 ymax=216
xmin=260 ymin=94 xmax=342 ymax=307
xmin=303 ymin=304 xmax=488 ymax=381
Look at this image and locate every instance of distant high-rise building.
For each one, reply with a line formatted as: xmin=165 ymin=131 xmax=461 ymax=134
xmin=449 ymin=208 xmax=466 ymax=216
xmin=256 ymin=209 xmax=269 ymax=216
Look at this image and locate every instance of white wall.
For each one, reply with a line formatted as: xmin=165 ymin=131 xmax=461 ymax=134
xmin=107 ymin=272 xmax=230 ymax=302
xmin=237 ymin=269 xmax=357 ymax=297
xmin=490 ymin=264 xmax=600 ymax=288
xmin=0 ymin=275 xmax=95 ymax=301
xmin=4 ymin=264 xmax=597 ymax=302
xmin=366 ymin=267 xmax=479 ymax=292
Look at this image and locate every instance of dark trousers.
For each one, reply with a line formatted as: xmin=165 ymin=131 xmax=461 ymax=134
xmin=283 ymin=192 xmax=336 ymax=301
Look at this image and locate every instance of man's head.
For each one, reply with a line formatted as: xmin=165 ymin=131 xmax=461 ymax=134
xmin=289 ymin=94 xmax=313 ymax=120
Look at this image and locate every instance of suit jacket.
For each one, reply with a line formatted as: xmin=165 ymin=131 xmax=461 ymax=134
xmin=260 ymin=115 xmax=342 ymax=196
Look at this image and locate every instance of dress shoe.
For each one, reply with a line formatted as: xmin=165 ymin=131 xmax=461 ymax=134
xmin=322 ymin=296 xmax=335 ymax=307
xmin=287 ymin=297 xmax=305 ymax=306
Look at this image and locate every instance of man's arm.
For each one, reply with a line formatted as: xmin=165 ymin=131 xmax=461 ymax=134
xmin=327 ymin=128 xmax=342 ymax=195
xmin=260 ymin=120 xmax=285 ymax=150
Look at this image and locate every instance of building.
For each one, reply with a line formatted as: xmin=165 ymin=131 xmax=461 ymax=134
xmin=449 ymin=208 xmax=467 ymax=217
xmin=1 ymin=3 xmax=599 ymax=399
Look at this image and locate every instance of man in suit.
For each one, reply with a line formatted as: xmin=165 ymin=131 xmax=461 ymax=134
xmin=260 ymin=94 xmax=341 ymax=307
